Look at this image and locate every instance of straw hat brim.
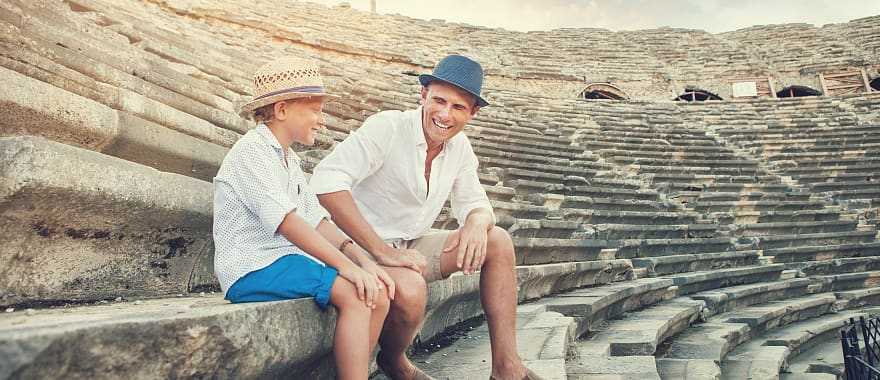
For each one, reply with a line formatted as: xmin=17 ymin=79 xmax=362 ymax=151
xmin=239 ymin=91 xmax=340 ymax=117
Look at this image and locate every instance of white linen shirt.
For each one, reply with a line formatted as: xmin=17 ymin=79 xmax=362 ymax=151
xmin=310 ymin=107 xmax=494 ymax=244
xmin=213 ymin=124 xmax=330 ymax=295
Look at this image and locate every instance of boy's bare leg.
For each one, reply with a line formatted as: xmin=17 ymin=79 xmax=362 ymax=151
xmin=438 ymin=226 xmax=526 ymax=380
xmin=330 ymin=278 xmax=379 ymax=380
xmin=369 ymin=267 xmax=393 ymax=350
xmin=377 ymin=267 xmax=428 ymax=378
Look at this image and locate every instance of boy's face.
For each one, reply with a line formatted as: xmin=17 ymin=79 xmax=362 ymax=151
xmin=275 ymin=97 xmax=326 ymax=146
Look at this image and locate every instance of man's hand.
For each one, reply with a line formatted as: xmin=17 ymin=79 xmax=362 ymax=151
xmin=360 ymin=259 xmax=396 ymax=300
xmin=443 ymin=224 xmax=488 ymax=275
xmin=374 ymin=246 xmax=426 ymax=275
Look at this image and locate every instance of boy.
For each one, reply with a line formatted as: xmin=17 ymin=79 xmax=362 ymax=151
xmin=213 ymin=57 xmax=394 ymax=380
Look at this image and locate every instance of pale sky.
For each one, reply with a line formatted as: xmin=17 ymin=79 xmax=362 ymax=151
xmin=308 ymin=0 xmax=880 ymax=33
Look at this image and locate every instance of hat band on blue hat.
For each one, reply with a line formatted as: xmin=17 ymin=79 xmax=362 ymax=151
xmin=253 ymin=85 xmax=326 ymax=101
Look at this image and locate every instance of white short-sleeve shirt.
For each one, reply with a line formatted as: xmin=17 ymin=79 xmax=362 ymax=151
xmin=310 ymin=107 xmax=494 ymax=245
xmin=213 ymin=124 xmax=329 ymax=295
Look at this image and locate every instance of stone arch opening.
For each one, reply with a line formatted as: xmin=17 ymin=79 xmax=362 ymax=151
xmin=871 ymin=77 xmax=880 ymax=92
xmin=674 ymin=88 xmax=723 ymax=101
xmin=776 ymin=85 xmax=822 ymax=98
xmin=579 ymin=83 xmax=628 ymax=100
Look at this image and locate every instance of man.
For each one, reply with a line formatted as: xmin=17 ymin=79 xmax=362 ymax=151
xmin=311 ymin=55 xmax=540 ymax=380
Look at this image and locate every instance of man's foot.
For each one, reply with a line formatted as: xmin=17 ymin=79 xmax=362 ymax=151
xmin=376 ymin=351 xmax=435 ymax=380
xmin=489 ymin=367 xmax=544 ymax=380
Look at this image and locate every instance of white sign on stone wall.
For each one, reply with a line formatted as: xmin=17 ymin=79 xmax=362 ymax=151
xmin=732 ymin=81 xmax=759 ymax=97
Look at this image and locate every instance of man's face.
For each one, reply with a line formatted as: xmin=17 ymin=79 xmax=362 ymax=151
xmin=420 ymin=81 xmax=479 ymax=146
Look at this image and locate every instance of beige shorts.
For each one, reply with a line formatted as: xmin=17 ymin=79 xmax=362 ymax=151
xmin=393 ymin=230 xmax=454 ymax=283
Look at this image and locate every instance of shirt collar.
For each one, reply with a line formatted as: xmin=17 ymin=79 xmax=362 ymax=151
xmin=256 ymin=123 xmax=301 ymax=162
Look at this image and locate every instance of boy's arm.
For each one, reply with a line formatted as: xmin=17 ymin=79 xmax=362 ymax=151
xmin=276 ymin=211 xmax=381 ymax=308
xmin=314 ymin=219 xmax=396 ymax=299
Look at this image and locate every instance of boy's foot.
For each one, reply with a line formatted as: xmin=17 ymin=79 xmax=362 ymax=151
xmin=376 ymin=351 xmax=435 ymax=380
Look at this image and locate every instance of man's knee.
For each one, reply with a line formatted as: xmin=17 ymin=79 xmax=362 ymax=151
xmin=389 ymin=269 xmax=427 ymax=320
xmin=486 ymin=226 xmax=515 ymax=265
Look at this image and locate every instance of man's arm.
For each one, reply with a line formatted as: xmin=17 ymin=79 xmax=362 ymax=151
xmin=444 ymin=146 xmax=497 ymax=274
xmin=318 ymin=191 xmax=425 ymax=273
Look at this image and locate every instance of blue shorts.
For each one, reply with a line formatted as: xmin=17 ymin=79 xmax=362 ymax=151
xmin=225 ymin=254 xmax=338 ymax=309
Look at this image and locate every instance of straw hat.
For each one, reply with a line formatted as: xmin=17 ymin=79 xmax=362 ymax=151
xmin=239 ymin=57 xmax=338 ymax=117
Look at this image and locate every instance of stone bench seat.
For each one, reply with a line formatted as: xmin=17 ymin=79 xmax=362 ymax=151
xmin=536 ymin=277 xmax=676 ymax=336
xmin=483 ymin=185 xmax=517 ymax=202
xmin=737 ymin=135 xmax=880 ymax=149
xmin=793 ymin=256 xmax=880 ymax=276
xmin=810 ymin=180 xmax=880 ymax=192
xmin=677 ymin=191 xmax=811 ymax=204
xmin=475 ymin=131 xmax=583 ymax=154
xmin=766 ymin=241 xmax=880 ymax=263
xmin=614 ymin=237 xmax=736 ymax=259
xmin=813 ymin=270 xmax=880 ymax=292
xmin=753 ymin=142 xmax=880 ymax=156
xmin=632 ymin=250 xmax=761 ymax=277
xmin=645 ymin=173 xmax=781 ymax=185
xmin=0 ymin=137 xmax=214 ymax=307
xmin=817 ymin=188 xmax=880 ymax=202
xmin=791 ymin=171 xmax=880 ymax=184
xmin=579 ymin=140 xmax=730 ymax=154
xmin=569 ymin=297 xmax=703 ymax=358
xmin=558 ymin=195 xmax=669 ymax=212
xmin=721 ymin=310 xmax=871 ymax=380
xmin=834 ymin=287 xmax=880 ymax=310
xmin=565 ymin=185 xmax=660 ymax=200
xmin=610 ymin=156 xmax=760 ymax=169
xmin=783 ymin=163 xmax=880 ymax=176
xmin=512 ymin=237 xmax=612 ymax=264
xmin=0 ymin=260 xmax=629 ymax=379
xmin=772 ymin=156 xmax=880 ymax=169
xmin=691 ymin=200 xmax=828 ymax=213
xmin=663 ymin=264 xmax=785 ymax=296
xmin=582 ymin=134 xmax=720 ymax=148
xmin=582 ymin=128 xmax=718 ymax=143
xmin=472 ymin=141 xmax=607 ymax=170
xmin=765 ymin=149 xmax=880 ymax=162
xmin=754 ymin=230 xmax=877 ymax=250
xmin=480 ymin=156 xmax=599 ymax=178
xmin=1 ymin=66 xmax=230 ymax=182
xmin=471 ymin=138 xmax=593 ymax=163
xmin=689 ymin=278 xmax=813 ymax=318
xmin=699 ymin=182 xmax=794 ymax=193
xmin=628 ymin=164 xmax=761 ymax=176
xmin=508 ymin=219 xmax=582 ymax=239
xmin=733 ymin=220 xmax=858 ymax=237
xmin=587 ymin=223 xmax=719 ymax=240
xmin=563 ymin=208 xmax=701 ymax=225
xmin=597 ymin=148 xmax=743 ymax=161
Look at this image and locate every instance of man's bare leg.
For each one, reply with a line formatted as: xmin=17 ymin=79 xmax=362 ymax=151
xmin=439 ymin=226 xmax=526 ymax=380
xmin=377 ymin=267 xmax=429 ymax=379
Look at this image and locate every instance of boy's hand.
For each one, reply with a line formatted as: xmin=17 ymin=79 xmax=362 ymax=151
xmin=360 ymin=260 xmax=396 ymax=300
xmin=338 ymin=265 xmax=380 ymax=309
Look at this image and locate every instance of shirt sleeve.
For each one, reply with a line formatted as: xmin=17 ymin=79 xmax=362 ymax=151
xmin=450 ymin=143 xmax=495 ymax=226
xmin=310 ymin=112 xmax=396 ymax=195
xmin=229 ymin=144 xmax=299 ymax=236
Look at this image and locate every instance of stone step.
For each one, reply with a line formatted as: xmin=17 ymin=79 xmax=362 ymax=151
xmin=0 ymin=137 xmax=213 ymax=307
xmin=610 ymin=156 xmax=760 ymax=169
xmin=813 ymin=270 xmax=880 ymax=292
xmin=647 ymin=173 xmax=782 ymax=186
xmin=614 ymin=237 xmax=736 ymax=259
xmin=562 ymin=209 xmax=700 ymax=225
xmin=598 ymin=148 xmax=743 ymax=161
xmin=586 ymin=223 xmax=720 ymax=240
xmin=512 ymin=237 xmax=609 ymax=265
xmin=792 ymin=171 xmax=880 ymax=184
xmin=783 ymin=163 xmax=880 ymax=176
xmin=664 ymin=264 xmax=786 ymax=296
xmin=721 ymin=310 xmax=873 ymax=380
xmin=567 ymin=355 xmax=661 ymax=379
xmin=677 ymin=191 xmax=811 ymax=203
xmin=480 ymin=155 xmax=598 ymax=178
xmin=811 ymin=180 xmax=880 ymax=192
xmin=407 ymin=306 xmax=570 ymax=380
xmin=756 ymin=242 xmax=880 ymax=264
xmin=710 ymin=209 xmax=843 ymax=225
xmin=691 ymin=200 xmax=828 ymax=213
xmin=715 ymin=293 xmax=837 ymax=336
xmin=559 ymin=195 xmax=669 ymax=212
xmin=471 ymin=137 xmax=586 ymax=162
xmin=733 ymin=220 xmax=859 ymax=237
xmin=583 ymin=297 xmax=704 ymax=356
xmin=0 ymin=65 xmax=228 ymax=182
xmin=632 ymin=250 xmax=761 ymax=277
xmin=791 ymin=255 xmax=880 ymax=276
xmin=507 ymin=219 xmax=581 ymax=239
xmin=690 ymin=278 xmax=813 ymax=318
xmin=633 ymin=164 xmax=762 ymax=176
xmin=772 ymin=156 xmax=880 ymax=169
xmin=0 ymin=260 xmax=629 ymax=379
xmin=754 ymin=230 xmax=877 ymax=251
xmin=818 ymin=188 xmax=880 ymax=203
xmin=536 ymin=277 xmax=676 ymax=336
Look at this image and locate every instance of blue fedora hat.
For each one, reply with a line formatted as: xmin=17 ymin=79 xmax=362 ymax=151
xmin=419 ymin=54 xmax=489 ymax=107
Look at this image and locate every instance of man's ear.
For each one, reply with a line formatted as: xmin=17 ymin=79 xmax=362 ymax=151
xmin=273 ymin=100 xmax=288 ymax=120
xmin=471 ymin=105 xmax=481 ymax=116
xmin=420 ymin=86 xmax=429 ymax=103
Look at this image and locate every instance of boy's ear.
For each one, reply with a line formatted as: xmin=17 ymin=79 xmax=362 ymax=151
xmin=274 ymin=100 xmax=288 ymax=120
